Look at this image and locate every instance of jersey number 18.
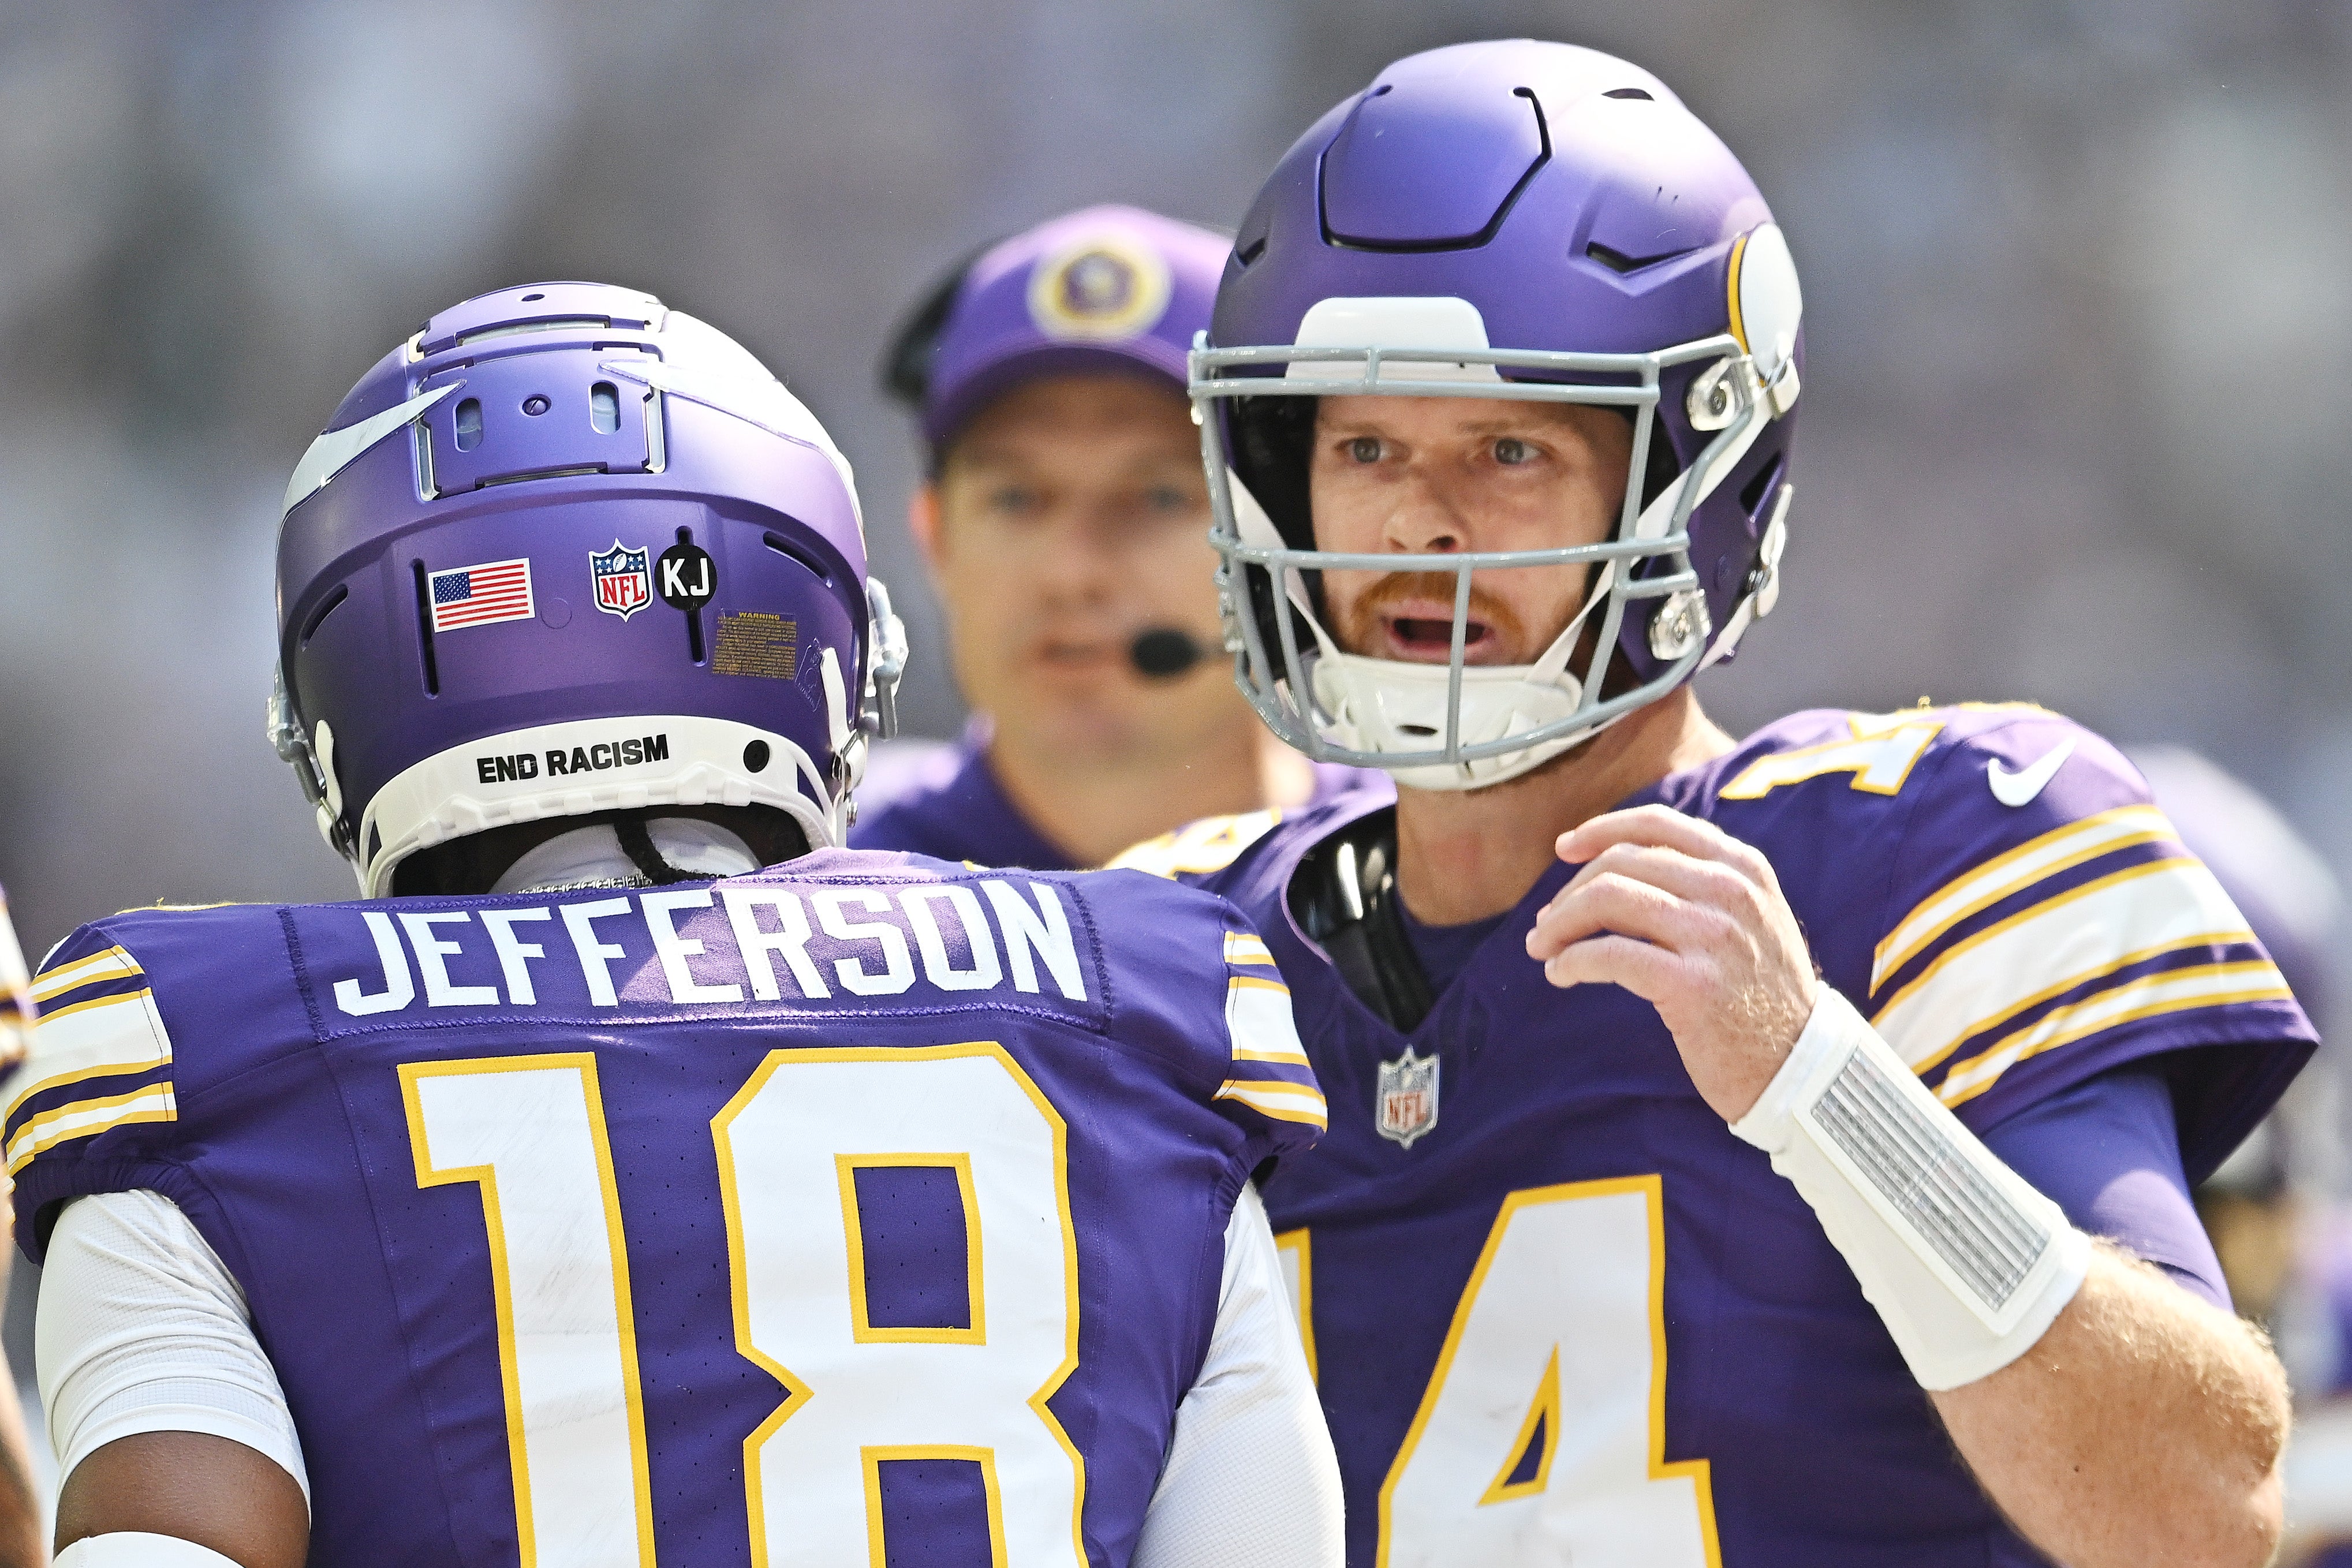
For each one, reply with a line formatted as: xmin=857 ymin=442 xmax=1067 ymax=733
xmin=401 ymin=1043 xmax=1086 ymax=1568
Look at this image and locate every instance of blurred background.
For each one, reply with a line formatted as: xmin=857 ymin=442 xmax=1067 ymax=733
xmin=3 ymin=0 xmax=2351 ymax=1533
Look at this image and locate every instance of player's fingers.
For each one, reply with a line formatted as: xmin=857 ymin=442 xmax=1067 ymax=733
xmin=1540 ymin=931 xmax=1682 ymax=999
xmin=1555 ymin=804 xmax=1763 ymax=883
xmin=1555 ymin=840 xmax=1761 ymax=914
xmin=1526 ymin=871 xmax=1708 ymax=960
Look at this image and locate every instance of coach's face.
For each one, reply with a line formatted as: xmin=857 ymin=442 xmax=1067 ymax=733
xmin=1308 ymin=396 xmax=1632 ymax=666
xmin=913 ymin=374 xmax=1227 ymax=751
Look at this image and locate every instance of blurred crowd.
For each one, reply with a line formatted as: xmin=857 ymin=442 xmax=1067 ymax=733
xmin=3 ymin=0 xmax=2352 ymax=1553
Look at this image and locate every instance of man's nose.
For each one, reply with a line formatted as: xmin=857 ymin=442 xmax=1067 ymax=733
xmin=1382 ymin=471 xmax=1469 ymax=555
xmin=1033 ymin=510 xmax=1125 ymax=601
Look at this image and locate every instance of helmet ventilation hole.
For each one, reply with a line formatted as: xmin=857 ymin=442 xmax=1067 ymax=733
xmin=520 ymin=292 xmax=545 ymax=302
xmin=453 ymin=398 xmax=483 ymax=452
xmin=590 ymin=382 xmax=620 ymax=434
xmin=1604 ymin=87 xmax=1653 ymax=100
xmin=299 ymin=584 xmax=349 ymax=647
xmin=677 ymin=525 xmax=706 ymax=664
xmin=763 ymin=529 xmax=834 ymax=588
xmin=410 ymin=560 xmax=440 ymax=696
xmin=743 ymin=740 xmax=771 ymax=773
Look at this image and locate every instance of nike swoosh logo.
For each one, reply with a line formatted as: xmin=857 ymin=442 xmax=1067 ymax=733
xmin=281 ymin=382 xmax=462 ymax=518
xmin=1987 ymin=737 xmax=2077 ymax=807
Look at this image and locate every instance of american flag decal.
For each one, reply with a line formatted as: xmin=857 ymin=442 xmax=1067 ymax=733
xmin=428 ymin=558 xmax=535 ymax=633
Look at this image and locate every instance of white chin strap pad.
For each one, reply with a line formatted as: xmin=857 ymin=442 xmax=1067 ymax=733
xmin=1730 ymin=987 xmax=2092 ymax=1391
xmin=58 ymin=1535 xmax=245 ymax=1568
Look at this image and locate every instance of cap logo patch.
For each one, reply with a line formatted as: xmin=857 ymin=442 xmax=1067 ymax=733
xmin=1027 ymin=234 xmax=1173 ymax=342
xmin=590 ymin=540 xmax=652 ymax=620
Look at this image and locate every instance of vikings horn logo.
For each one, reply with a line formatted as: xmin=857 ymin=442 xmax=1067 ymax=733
xmin=1376 ymin=1046 xmax=1440 ymax=1149
xmin=591 ymin=540 xmax=652 ymax=621
xmin=1027 ymin=234 xmax=1173 ymax=342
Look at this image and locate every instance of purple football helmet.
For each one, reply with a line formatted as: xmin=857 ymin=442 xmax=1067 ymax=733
xmin=270 ymin=282 xmax=908 ymax=896
xmin=1195 ymin=40 xmax=1804 ymax=789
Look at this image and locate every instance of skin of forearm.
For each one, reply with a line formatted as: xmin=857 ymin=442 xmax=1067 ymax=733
xmin=0 ymin=1374 xmax=42 ymax=1568
xmin=1933 ymin=1244 xmax=2288 ymax=1568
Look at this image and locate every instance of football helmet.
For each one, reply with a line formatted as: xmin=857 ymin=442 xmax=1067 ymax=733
xmin=270 ymin=282 xmax=906 ymax=897
xmin=1196 ymin=40 xmax=1802 ymax=789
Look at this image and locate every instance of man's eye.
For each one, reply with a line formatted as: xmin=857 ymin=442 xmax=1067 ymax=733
xmin=1493 ymin=436 xmax=1535 ymax=466
xmin=1144 ymin=485 xmax=1193 ymax=513
xmin=1347 ymin=436 xmax=1383 ymax=464
xmin=988 ymin=487 xmax=1040 ymax=514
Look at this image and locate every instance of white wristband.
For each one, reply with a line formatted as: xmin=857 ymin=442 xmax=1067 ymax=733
xmin=57 ymin=1533 xmax=244 ymax=1568
xmin=1731 ymin=986 xmax=2092 ymax=1390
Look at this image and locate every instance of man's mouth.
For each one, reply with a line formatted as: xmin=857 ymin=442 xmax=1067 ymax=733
xmin=1380 ymin=604 xmax=1498 ymax=662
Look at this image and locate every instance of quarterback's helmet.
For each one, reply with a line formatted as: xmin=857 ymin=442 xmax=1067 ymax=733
xmin=1196 ymin=40 xmax=1802 ymax=789
xmin=270 ymin=282 xmax=907 ymax=897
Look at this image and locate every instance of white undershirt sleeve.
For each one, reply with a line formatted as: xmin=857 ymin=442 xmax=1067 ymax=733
xmin=1133 ymin=1182 xmax=1343 ymax=1568
xmin=35 ymin=1190 xmax=309 ymax=1508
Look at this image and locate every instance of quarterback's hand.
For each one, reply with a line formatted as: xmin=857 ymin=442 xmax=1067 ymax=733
xmin=1525 ymin=804 xmax=1818 ymax=1123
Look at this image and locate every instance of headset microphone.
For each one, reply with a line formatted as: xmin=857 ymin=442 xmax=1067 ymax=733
xmin=1129 ymin=627 xmax=1204 ymax=680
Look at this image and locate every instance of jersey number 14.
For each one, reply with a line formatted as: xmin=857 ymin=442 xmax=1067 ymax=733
xmin=1289 ymin=1176 xmax=1722 ymax=1567
xmin=401 ymin=1043 xmax=1085 ymax=1568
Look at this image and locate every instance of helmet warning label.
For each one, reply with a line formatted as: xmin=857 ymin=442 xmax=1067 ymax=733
xmin=712 ymin=612 xmax=798 ymax=680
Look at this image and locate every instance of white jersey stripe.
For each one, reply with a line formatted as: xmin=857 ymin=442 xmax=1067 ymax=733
xmin=1872 ymin=857 xmax=2250 ymax=1073
xmin=6 ymin=1082 xmax=177 ymax=1174
xmin=29 ymin=946 xmax=143 ymax=1006
xmin=3 ymin=991 xmax=174 ymax=1125
xmin=1872 ymin=806 xmax=2175 ymax=990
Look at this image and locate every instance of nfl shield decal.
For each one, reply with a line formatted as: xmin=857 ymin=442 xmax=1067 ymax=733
xmin=1376 ymin=1046 xmax=1440 ymax=1149
xmin=591 ymin=540 xmax=652 ymax=620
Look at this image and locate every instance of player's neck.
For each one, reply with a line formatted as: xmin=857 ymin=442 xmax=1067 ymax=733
xmin=988 ymin=716 xmax=1315 ymax=868
xmin=1393 ymin=686 xmax=1736 ymax=925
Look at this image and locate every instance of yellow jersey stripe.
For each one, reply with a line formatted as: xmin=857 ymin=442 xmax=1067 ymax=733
xmin=1873 ymin=805 xmax=2174 ymax=988
xmin=3 ymin=990 xmax=174 ymax=1125
xmin=6 ymin=1081 xmax=177 ymax=1175
xmin=1228 ymin=975 xmax=1292 ymax=997
xmin=1223 ymin=932 xmax=1279 ymax=969
xmin=1872 ymin=858 xmax=2247 ymax=1069
xmin=1937 ymin=963 xmax=2290 ymax=1110
xmin=29 ymin=946 xmax=143 ymax=1006
xmin=1214 ymin=1078 xmax=1329 ymax=1130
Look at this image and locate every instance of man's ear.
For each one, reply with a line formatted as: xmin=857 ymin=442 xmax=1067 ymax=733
xmin=908 ymin=483 xmax=945 ymax=574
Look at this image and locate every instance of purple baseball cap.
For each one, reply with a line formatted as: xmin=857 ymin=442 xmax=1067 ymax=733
xmin=904 ymin=204 xmax=1229 ymax=448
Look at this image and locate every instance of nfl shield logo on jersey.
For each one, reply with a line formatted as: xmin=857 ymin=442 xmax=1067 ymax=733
xmin=591 ymin=541 xmax=652 ymax=621
xmin=1376 ymin=1047 xmax=1440 ymax=1149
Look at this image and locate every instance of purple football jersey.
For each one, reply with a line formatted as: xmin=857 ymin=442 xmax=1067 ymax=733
xmin=10 ymin=848 xmax=1324 ymax=1567
xmin=1153 ymin=704 xmax=2313 ymax=1567
xmin=853 ymin=726 xmax=1378 ymax=871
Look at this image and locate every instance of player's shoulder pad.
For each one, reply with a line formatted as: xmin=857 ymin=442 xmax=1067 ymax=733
xmin=1105 ymin=808 xmax=1290 ymax=883
xmin=1108 ymin=789 xmax=1390 ymax=908
xmin=7 ymin=902 xmax=294 ymax=1187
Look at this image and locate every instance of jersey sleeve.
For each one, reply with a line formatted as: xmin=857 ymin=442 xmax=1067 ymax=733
xmin=1863 ymin=710 xmax=2313 ymax=1179
xmin=8 ymin=920 xmax=185 ymax=1261
xmin=9 ymin=904 xmax=306 ymax=1265
xmin=1204 ymin=922 xmax=1327 ymax=1160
